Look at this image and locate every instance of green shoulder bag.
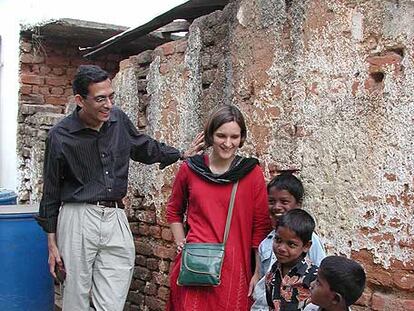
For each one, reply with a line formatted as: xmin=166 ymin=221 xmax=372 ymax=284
xmin=177 ymin=181 xmax=239 ymax=286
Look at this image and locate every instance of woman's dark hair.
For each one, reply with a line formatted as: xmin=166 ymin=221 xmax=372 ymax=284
xmin=319 ymin=256 xmax=366 ymax=307
xmin=204 ymin=105 xmax=247 ymax=148
xmin=267 ymin=171 xmax=304 ymax=203
xmin=277 ymin=209 xmax=315 ymax=244
xmin=72 ymin=65 xmax=109 ymax=98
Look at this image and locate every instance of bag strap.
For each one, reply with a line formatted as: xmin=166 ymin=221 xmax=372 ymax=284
xmin=223 ymin=181 xmax=239 ymax=245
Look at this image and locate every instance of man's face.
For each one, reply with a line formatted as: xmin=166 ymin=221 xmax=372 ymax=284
xmin=273 ymin=226 xmax=311 ymax=269
xmin=77 ymin=79 xmax=114 ymax=128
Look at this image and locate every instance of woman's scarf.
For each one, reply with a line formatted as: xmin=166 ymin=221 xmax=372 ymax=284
xmin=186 ymin=154 xmax=259 ymax=184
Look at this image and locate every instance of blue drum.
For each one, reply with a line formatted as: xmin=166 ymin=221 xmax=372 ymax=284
xmin=0 ymin=189 xmax=17 ymax=205
xmin=0 ymin=205 xmax=54 ymax=310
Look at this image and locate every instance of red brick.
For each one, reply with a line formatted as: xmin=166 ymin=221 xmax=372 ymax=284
xmin=159 ymin=63 xmax=169 ymax=75
xmin=21 ymin=74 xmax=44 ymax=85
xmin=39 ymin=86 xmax=50 ymax=95
xmin=372 ymin=292 xmax=411 ymax=311
xmin=45 ymin=77 xmax=67 ymax=87
xmin=51 ymin=87 xmax=64 ymax=95
xmin=52 ymin=67 xmax=65 ymax=76
xmin=138 ymin=224 xmax=150 ymax=235
xmin=20 ymin=85 xmax=32 ymax=95
xmin=158 ymin=286 xmax=170 ymax=301
xmin=32 ymin=65 xmax=40 ymax=74
xmin=135 ymin=240 xmax=153 ymax=256
xmin=40 ymin=65 xmax=51 ymax=75
xmin=161 ymin=228 xmax=173 ymax=241
xmin=392 ymin=270 xmax=414 ymax=291
xmin=144 ymin=282 xmax=157 ymax=295
xmin=371 ymin=292 xmax=386 ymax=310
xmin=32 ymin=85 xmax=40 ymax=94
xmin=44 ymin=96 xmax=67 ymax=106
xmin=133 ymin=266 xmax=151 ymax=281
xmin=45 ymin=56 xmax=66 ymax=65
xmin=20 ymin=53 xmax=44 ymax=64
xmin=175 ymin=40 xmax=188 ymax=53
xmin=146 ymin=258 xmax=159 ymax=270
xmin=153 ymin=245 xmax=175 ymax=260
xmin=403 ymin=299 xmax=414 ymax=311
xmin=64 ymin=88 xmax=73 ymax=96
xmin=20 ymin=41 xmax=32 ymax=53
xmin=367 ymin=52 xmax=402 ymax=74
xmin=136 ymin=211 xmax=156 ymax=224
xmin=159 ymin=41 xmax=176 ymax=56
xmin=145 ymin=296 xmax=165 ymax=311
xmin=149 ymin=226 xmax=161 ymax=238
xmin=355 ymin=287 xmax=372 ymax=306
xmin=152 ymin=272 xmax=169 ymax=286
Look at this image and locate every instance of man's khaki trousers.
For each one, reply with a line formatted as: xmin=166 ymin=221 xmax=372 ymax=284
xmin=57 ymin=203 xmax=135 ymax=311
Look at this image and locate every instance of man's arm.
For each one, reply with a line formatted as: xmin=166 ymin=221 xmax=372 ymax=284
xmin=35 ymin=133 xmax=64 ymax=278
xmin=123 ymin=112 xmax=203 ymax=167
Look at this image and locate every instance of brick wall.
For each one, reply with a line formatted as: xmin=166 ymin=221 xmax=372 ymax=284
xmin=113 ymin=1 xmax=414 ymax=310
xmin=17 ymin=35 xmax=126 ymax=203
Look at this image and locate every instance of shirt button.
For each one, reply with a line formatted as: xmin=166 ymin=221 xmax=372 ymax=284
xmin=102 ymin=153 xmax=106 ymax=158
xmin=105 ymin=171 xmax=109 ymax=175
xmin=107 ymin=188 xmax=112 ymax=192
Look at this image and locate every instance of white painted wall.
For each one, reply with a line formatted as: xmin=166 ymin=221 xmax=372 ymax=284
xmin=0 ymin=14 xmax=19 ymax=191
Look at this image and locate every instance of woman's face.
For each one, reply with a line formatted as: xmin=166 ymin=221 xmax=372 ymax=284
xmin=211 ymin=121 xmax=241 ymax=161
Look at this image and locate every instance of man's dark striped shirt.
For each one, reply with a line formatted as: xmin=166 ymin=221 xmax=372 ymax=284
xmin=37 ymin=106 xmax=180 ymax=233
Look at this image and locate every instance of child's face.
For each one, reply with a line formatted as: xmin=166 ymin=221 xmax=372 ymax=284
xmin=273 ymin=226 xmax=311 ymax=269
xmin=310 ymin=271 xmax=338 ymax=309
xmin=268 ymin=187 xmax=299 ymax=221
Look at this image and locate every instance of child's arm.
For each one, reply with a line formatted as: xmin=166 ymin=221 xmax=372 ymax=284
xmin=308 ymin=232 xmax=326 ymax=266
xmin=248 ymin=249 xmax=261 ymax=296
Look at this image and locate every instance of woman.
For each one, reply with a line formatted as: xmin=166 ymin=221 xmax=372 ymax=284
xmin=166 ymin=105 xmax=271 ymax=310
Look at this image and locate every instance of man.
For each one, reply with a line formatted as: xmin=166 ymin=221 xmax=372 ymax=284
xmin=36 ymin=65 xmax=203 ymax=311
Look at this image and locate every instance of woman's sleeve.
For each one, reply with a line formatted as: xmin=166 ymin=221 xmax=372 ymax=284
xmin=166 ymin=163 xmax=189 ymax=223
xmin=251 ymin=166 xmax=272 ymax=248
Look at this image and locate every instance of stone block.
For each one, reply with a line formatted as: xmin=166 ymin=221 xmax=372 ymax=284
xmin=137 ymin=50 xmax=154 ymax=64
xmin=21 ymin=74 xmax=44 ymax=85
xmin=20 ymin=53 xmax=44 ymax=64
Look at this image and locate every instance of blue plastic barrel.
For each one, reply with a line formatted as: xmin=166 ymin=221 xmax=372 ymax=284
xmin=0 ymin=205 xmax=54 ymax=310
xmin=0 ymin=189 xmax=17 ymax=205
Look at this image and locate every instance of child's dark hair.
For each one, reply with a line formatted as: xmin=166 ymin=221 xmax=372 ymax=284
xmin=319 ymin=256 xmax=366 ymax=306
xmin=267 ymin=171 xmax=304 ymax=204
xmin=277 ymin=209 xmax=315 ymax=244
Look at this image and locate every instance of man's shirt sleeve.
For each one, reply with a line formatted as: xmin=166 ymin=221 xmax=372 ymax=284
xmin=36 ymin=133 xmax=63 ymax=233
xmin=123 ymin=112 xmax=181 ymax=169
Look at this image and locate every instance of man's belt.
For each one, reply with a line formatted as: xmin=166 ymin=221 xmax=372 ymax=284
xmin=87 ymin=200 xmax=125 ymax=209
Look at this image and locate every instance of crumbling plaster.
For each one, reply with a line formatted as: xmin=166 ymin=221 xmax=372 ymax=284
xmin=114 ymin=0 xmax=414 ymax=271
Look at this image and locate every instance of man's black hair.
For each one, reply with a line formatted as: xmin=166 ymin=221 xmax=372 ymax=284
xmin=267 ymin=172 xmax=304 ymax=203
xmin=319 ymin=256 xmax=366 ymax=307
xmin=277 ymin=209 xmax=315 ymax=244
xmin=72 ymin=65 xmax=109 ymax=98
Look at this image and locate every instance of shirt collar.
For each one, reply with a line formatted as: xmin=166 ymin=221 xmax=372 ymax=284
xmin=66 ymin=106 xmax=118 ymax=133
xmin=275 ymin=255 xmax=309 ymax=277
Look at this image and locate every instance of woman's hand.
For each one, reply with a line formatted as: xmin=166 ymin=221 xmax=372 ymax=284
xmin=182 ymin=132 xmax=204 ymax=159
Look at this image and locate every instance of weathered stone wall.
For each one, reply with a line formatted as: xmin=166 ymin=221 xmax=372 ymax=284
xmin=18 ymin=35 xmax=126 ymax=203
xmin=114 ymin=1 xmax=414 ymax=310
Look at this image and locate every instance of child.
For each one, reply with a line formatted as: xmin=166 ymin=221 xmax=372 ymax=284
xmin=265 ymin=209 xmax=318 ymax=310
xmin=251 ymin=173 xmax=325 ymax=311
xmin=304 ymin=256 xmax=366 ymax=311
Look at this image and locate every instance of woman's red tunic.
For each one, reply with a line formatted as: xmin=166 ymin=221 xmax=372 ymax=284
xmin=166 ymin=160 xmax=271 ymax=311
